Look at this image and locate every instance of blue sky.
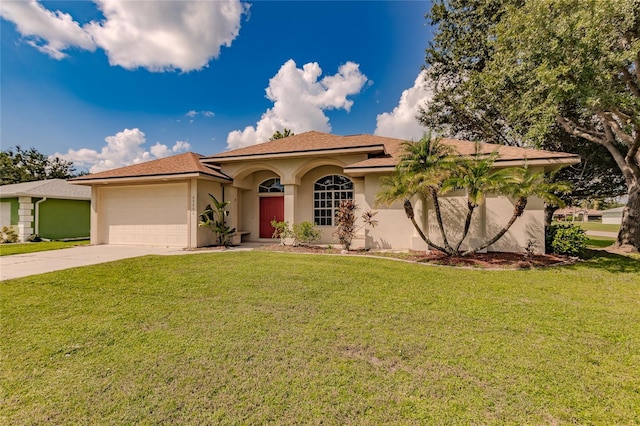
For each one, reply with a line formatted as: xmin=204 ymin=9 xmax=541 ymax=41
xmin=1 ymin=1 xmax=433 ymax=173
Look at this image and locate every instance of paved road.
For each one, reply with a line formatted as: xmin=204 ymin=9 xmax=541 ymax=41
xmin=1 ymin=245 xmax=193 ymax=281
xmin=585 ymin=230 xmax=618 ymax=239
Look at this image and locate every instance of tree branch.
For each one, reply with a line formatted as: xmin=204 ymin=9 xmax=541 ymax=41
xmin=556 ymin=114 xmax=634 ymax=184
xmin=602 ymin=112 xmax=635 ymax=147
xmin=620 ymin=66 xmax=640 ymax=98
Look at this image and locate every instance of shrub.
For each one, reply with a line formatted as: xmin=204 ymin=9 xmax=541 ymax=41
xmin=292 ymin=221 xmax=321 ymax=246
xmin=1 ymin=226 xmax=19 ymax=244
xmin=546 ymin=224 xmax=586 ymax=256
xmin=199 ymin=193 xmax=236 ymax=246
xmin=333 ymin=200 xmax=378 ymax=250
xmin=270 ymin=220 xmax=292 ymax=245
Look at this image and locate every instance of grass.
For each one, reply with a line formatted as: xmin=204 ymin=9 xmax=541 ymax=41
xmin=0 ymin=240 xmax=89 ymax=256
xmin=2 ymin=251 xmax=640 ymax=424
xmin=553 ymin=221 xmax=621 ymax=233
xmin=586 ymin=237 xmax=617 ymax=248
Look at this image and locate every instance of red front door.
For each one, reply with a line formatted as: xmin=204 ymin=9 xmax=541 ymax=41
xmin=260 ymin=196 xmax=284 ymax=238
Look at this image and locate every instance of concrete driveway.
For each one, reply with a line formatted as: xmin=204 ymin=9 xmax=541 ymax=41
xmin=0 ymin=245 xmax=190 ymax=281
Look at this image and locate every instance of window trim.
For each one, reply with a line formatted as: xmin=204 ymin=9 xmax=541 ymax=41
xmin=313 ymin=174 xmax=354 ymax=227
xmin=258 ymin=177 xmax=284 ymax=193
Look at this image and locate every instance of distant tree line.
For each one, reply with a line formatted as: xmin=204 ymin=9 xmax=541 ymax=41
xmin=0 ymin=146 xmax=83 ymax=185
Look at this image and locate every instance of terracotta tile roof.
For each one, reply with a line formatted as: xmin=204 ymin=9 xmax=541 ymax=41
xmin=69 ymin=152 xmax=232 ymax=183
xmin=442 ymin=138 xmax=578 ymax=161
xmin=0 ymin=179 xmax=90 ymax=200
xmin=345 ymin=136 xmax=581 ymax=170
xmin=204 ymin=131 xmax=387 ymax=160
xmin=205 ymin=131 xmax=579 ymax=169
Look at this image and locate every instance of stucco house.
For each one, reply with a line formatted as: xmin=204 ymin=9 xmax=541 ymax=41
xmin=553 ymin=207 xmax=603 ymax=223
xmin=70 ymin=132 xmax=579 ymax=253
xmin=0 ymin=179 xmax=91 ymax=241
xmin=601 ymin=207 xmax=624 ymax=225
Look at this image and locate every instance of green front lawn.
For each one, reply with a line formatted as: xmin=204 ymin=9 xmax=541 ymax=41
xmin=0 ymin=240 xmax=89 ymax=256
xmin=2 ymin=252 xmax=639 ymax=424
xmin=586 ymin=237 xmax=617 ymax=248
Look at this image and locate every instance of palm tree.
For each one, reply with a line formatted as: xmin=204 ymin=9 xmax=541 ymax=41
xmin=377 ymin=134 xmax=457 ymax=254
xmin=464 ymin=167 xmax=570 ymax=255
xmin=440 ymin=145 xmax=520 ymax=253
xmin=378 ymin=137 xmax=570 ymax=257
xmin=377 ymin=171 xmax=449 ymax=253
xmin=270 ymin=128 xmax=294 ymax=140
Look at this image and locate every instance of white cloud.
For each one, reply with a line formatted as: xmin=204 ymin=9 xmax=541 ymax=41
xmin=86 ymin=0 xmax=248 ymax=72
xmin=0 ymin=0 xmax=96 ymax=59
xmin=227 ymin=59 xmax=369 ymax=150
xmin=374 ymin=70 xmax=433 ymax=141
xmin=185 ymin=110 xmax=215 ymax=119
xmin=1 ymin=0 xmax=248 ymax=72
xmin=55 ymin=128 xmax=191 ymax=173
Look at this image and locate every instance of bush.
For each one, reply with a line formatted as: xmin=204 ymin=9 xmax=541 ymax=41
xmin=333 ymin=200 xmax=378 ymax=250
xmin=1 ymin=226 xmax=19 ymax=244
xmin=270 ymin=220 xmax=292 ymax=245
xmin=271 ymin=221 xmax=321 ymax=246
xmin=292 ymin=221 xmax=320 ymax=246
xmin=546 ymin=224 xmax=586 ymax=256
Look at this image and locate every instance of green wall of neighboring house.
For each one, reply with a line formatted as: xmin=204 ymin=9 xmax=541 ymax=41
xmin=0 ymin=197 xmax=90 ymax=240
xmin=38 ymin=198 xmax=90 ymax=239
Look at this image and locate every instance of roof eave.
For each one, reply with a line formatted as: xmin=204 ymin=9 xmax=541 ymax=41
xmin=0 ymin=192 xmax=90 ymax=200
xmin=69 ymin=171 xmax=232 ymax=185
xmin=343 ymin=166 xmax=396 ymax=177
xmin=493 ymin=156 xmax=581 ymax=168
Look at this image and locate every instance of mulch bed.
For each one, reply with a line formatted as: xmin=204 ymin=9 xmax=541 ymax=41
xmin=254 ymin=244 xmax=572 ymax=269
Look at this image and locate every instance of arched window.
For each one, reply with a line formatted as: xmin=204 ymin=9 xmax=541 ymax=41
xmin=258 ymin=178 xmax=284 ymax=193
xmin=313 ymin=175 xmax=353 ymax=226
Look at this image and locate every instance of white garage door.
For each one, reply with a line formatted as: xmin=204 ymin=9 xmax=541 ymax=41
xmin=102 ymin=183 xmax=189 ymax=247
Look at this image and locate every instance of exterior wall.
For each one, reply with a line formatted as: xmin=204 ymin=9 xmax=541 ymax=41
xmin=602 ymin=215 xmax=622 ymax=225
xmin=196 ymin=180 xmax=224 ymax=247
xmin=0 ymin=198 xmax=19 ymax=228
xmin=361 ymin=174 xmax=420 ymax=250
xmin=485 ymin=195 xmax=544 ymax=253
xmin=38 ymin=198 xmax=90 ymax=240
xmin=425 ymin=192 xmax=545 ymax=254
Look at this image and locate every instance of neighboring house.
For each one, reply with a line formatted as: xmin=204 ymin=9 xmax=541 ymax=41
xmin=70 ymin=132 xmax=580 ymax=253
xmin=0 ymin=179 xmax=91 ymax=241
xmin=601 ymin=207 xmax=624 ymax=225
xmin=553 ymin=207 xmax=602 ymax=222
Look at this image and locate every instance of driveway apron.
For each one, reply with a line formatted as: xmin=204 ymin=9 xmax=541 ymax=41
xmin=0 ymin=245 xmax=186 ymax=281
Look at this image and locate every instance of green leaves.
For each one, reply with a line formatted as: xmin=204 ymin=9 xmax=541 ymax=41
xmin=0 ymin=146 xmax=78 ymax=185
xmin=199 ymin=193 xmax=236 ymax=246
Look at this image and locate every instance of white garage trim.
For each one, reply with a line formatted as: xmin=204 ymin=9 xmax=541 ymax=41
xmin=100 ymin=183 xmax=189 ymax=247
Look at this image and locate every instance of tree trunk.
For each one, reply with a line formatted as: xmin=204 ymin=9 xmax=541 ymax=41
xmin=616 ymin=183 xmax=640 ymax=251
xmin=403 ymin=199 xmax=450 ymax=254
xmin=431 ymin=189 xmax=454 ymax=252
xmin=544 ymin=204 xmax=558 ymax=228
xmin=455 ymin=201 xmax=476 ymax=253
